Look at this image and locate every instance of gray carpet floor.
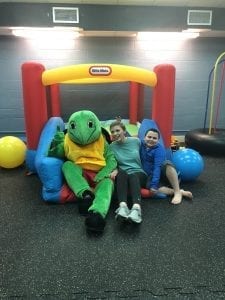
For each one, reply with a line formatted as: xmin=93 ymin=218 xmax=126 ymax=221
xmin=1 ymin=155 xmax=225 ymax=299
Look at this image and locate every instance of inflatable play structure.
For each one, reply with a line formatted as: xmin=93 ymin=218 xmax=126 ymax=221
xmin=21 ymin=62 xmax=176 ymax=203
xmin=185 ymin=52 xmax=225 ymax=156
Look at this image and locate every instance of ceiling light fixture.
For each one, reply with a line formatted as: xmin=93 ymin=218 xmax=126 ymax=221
xmin=11 ymin=27 xmax=81 ymax=39
xmin=137 ymin=31 xmax=199 ymax=40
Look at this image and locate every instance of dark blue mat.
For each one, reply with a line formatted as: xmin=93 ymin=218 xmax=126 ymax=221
xmin=1 ymin=156 xmax=225 ymax=299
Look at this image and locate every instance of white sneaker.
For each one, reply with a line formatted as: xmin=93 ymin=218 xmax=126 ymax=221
xmin=115 ymin=204 xmax=130 ymax=221
xmin=127 ymin=207 xmax=142 ymax=224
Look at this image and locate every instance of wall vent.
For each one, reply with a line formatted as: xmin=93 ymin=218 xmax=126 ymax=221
xmin=52 ymin=7 xmax=79 ymax=24
xmin=187 ymin=10 xmax=212 ymax=26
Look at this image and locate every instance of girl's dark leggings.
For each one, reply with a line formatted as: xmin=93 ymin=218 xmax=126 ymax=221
xmin=116 ymin=168 xmax=147 ymax=204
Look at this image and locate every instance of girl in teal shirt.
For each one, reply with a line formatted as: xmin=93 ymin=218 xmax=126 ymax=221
xmin=109 ymin=120 xmax=147 ymax=224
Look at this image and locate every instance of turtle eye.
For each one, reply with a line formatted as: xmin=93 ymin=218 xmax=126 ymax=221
xmin=88 ymin=121 xmax=94 ymax=128
xmin=70 ymin=121 xmax=76 ymax=130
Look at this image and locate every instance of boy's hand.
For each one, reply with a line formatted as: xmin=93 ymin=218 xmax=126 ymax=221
xmin=150 ymin=188 xmax=158 ymax=194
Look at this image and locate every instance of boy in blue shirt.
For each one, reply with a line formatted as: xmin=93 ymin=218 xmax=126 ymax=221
xmin=140 ymin=128 xmax=193 ymax=204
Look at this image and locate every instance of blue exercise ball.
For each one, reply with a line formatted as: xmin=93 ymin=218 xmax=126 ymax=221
xmin=172 ymin=148 xmax=204 ymax=182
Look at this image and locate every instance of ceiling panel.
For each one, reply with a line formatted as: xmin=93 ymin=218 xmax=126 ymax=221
xmin=1 ymin=0 xmax=225 ymax=37
xmin=1 ymin=0 xmax=225 ymax=7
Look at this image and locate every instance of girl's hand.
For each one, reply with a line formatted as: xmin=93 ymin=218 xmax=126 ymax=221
xmin=110 ymin=169 xmax=118 ymax=180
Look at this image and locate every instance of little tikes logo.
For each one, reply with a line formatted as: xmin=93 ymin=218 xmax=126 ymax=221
xmin=89 ymin=66 xmax=112 ymax=76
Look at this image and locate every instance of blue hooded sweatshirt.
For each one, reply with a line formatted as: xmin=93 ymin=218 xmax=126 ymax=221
xmin=140 ymin=141 xmax=166 ymax=190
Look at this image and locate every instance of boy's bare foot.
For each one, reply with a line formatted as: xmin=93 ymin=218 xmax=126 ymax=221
xmin=171 ymin=192 xmax=182 ymax=204
xmin=181 ymin=189 xmax=193 ymax=199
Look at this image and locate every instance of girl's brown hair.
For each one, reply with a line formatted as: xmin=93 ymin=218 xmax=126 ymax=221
xmin=109 ymin=117 xmax=126 ymax=132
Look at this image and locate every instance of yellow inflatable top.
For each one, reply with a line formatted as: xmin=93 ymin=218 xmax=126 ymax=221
xmin=42 ymin=64 xmax=157 ymax=87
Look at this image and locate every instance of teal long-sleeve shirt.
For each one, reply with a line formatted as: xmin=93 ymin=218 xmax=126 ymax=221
xmin=110 ymin=137 xmax=146 ymax=175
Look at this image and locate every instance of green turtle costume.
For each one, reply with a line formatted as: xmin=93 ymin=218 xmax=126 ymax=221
xmin=48 ymin=110 xmax=117 ymax=233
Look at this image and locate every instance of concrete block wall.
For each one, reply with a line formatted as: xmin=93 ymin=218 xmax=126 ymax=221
xmin=0 ymin=34 xmax=225 ymax=137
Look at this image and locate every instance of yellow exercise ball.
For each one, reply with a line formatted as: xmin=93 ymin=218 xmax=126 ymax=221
xmin=0 ymin=136 xmax=27 ymax=169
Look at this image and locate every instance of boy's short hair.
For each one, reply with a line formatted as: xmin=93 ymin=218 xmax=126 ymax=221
xmin=145 ymin=128 xmax=160 ymax=139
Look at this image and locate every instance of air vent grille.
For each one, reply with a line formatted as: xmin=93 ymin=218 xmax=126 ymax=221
xmin=52 ymin=7 xmax=79 ymax=24
xmin=187 ymin=10 xmax=212 ymax=26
